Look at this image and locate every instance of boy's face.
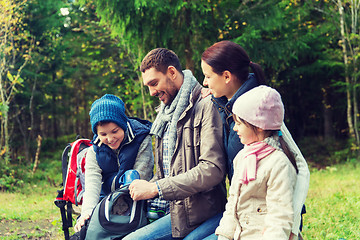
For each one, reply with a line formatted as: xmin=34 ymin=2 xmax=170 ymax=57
xmin=233 ymin=115 xmax=259 ymax=145
xmin=142 ymin=67 xmax=179 ymax=105
xmin=97 ymin=122 xmax=125 ymax=150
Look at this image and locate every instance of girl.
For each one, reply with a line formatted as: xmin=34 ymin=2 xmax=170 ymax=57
xmin=74 ymin=94 xmax=154 ymax=232
xmin=216 ymin=85 xmax=298 ymax=240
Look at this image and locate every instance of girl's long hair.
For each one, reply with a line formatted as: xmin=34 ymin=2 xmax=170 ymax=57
xmin=278 ymin=133 xmax=299 ymax=174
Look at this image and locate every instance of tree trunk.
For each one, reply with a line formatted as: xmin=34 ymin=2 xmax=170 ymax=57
xmin=184 ymin=5 xmax=194 ymax=72
xmin=84 ymin=99 xmax=89 ymax=138
xmin=0 ymin=118 xmax=4 ymax=151
xmin=338 ymin=0 xmax=355 ymax=138
xmin=0 ymin=116 xmax=10 ymax=163
xmin=350 ymin=1 xmax=360 ymax=148
xmin=75 ymin=86 xmax=80 ymax=135
xmin=52 ymin=71 xmax=58 ymax=141
xmin=15 ymin=110 xmax=30 ymax=162
xmin=140 ymin=73 xmax=147 ymax=120
xmin=4 ymin=108 xmax=10 ymax=162
xmin=0 ymin=72 xmax=10 ymax=163
xmin=32 ymin=135 xmax=42 ymax=174
xmin=352 ymin=85 xmax=360 ymax=145
xmin=52 ymin=94 xmax=58 ymax=140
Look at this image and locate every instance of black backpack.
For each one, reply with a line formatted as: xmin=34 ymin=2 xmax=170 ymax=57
xmin=82 ymin=184 xmax=147 ymax=240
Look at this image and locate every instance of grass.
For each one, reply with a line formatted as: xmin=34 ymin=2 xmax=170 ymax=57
xmin=0 ymin=183 xmax=68 ymax=240
xmin=302 ymin=162 xmax=360 ymax=239
xmin=0 ymin=161 xmax=359 ymax=239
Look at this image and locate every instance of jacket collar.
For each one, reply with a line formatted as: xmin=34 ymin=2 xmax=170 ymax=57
xmin=178 ymin=82 xmax=202 ymax=120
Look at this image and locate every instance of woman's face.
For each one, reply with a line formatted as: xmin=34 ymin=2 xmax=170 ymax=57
xmin=97 ymin=122 xmax=125 ymax=149
xmin=201 ymin=60 xmax=228 ymax=98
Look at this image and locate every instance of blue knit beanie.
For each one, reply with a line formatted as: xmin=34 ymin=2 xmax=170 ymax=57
xmin=89 ymin=94 xmax=128 ymax=134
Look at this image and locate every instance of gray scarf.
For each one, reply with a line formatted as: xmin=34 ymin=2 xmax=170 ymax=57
xmin=150 ymin=70 xmax=198 ymax=157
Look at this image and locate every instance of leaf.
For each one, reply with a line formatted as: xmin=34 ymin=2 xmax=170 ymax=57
xmin=7 ymin=72 xmax=14 ymax=82
xmin=0 ymin=102 xmax=10 ymax=115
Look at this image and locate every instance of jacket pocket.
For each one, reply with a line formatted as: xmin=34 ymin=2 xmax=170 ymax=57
xmin=183 ymin=116 xmax=201 ymax=148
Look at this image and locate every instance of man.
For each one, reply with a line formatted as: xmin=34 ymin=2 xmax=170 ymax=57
xmin=124 ymin=48 xmax=227 ymax=239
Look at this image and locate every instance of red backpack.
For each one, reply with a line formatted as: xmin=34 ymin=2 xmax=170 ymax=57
xmin=54 ymin=138 xmax=92 ymax=240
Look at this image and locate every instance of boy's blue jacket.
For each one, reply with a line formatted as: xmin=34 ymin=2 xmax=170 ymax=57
xmin=91 ymin=117 xmax=151 ymax=197
xmin=211 ymin=73 xmax=259 ymax=181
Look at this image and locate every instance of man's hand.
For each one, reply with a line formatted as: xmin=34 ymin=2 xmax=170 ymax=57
xmin=201 ymin=88 xmax=212 ymax=98
xmin=129 ymin=179 xmax=159 ymax=201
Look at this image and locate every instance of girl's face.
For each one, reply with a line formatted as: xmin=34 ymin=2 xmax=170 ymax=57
xmin=97 ymin=122 xmax=125 ymax=150
xmin=201 ymin=60 xmax=228 ymax=98
xmin=233 ymin=115 xmax=260 ymax=145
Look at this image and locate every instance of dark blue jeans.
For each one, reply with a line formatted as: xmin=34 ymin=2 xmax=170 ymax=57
xmin=123 ymin=212 xmax=223 ymax=240
xmin=122 ymin=214 xmax=181 ymax=240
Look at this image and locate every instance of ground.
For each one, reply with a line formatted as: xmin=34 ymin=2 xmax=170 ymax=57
xmin=0 ymin=219 xmax=61 ymax=240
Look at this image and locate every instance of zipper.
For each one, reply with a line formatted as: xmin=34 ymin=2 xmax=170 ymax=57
xmin=116 ymin=121 xmax=135 ymax=168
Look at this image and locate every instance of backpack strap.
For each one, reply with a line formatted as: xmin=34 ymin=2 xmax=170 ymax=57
xmin=61 ymin=144 xmax=72 ymax=187
xmin=54 ymin=189 xmax=72 ymax=240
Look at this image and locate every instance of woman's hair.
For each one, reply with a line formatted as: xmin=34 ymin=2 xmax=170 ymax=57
xmin=233 ymin=115 xmax=299 ymax=174
xmin=202 ymin=40 xmax=266 ymax=85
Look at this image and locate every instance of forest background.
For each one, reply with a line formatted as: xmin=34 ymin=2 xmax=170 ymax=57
xmin=0 ymin=0 xmax=360 ymax=239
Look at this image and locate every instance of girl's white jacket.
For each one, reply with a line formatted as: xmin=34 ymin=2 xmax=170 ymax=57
xmin=216 ymin=124 xmax=310 ymax=240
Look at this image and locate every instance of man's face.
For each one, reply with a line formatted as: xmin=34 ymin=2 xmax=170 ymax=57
xmin=142 ymin=67 xmax=179 ymax=105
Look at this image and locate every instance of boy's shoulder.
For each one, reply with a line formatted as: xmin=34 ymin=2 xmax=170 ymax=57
xmin=128 ymin=117 xmax=152 ymax=132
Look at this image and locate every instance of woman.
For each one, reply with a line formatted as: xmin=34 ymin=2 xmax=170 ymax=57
xmin=185 ymin=41 xmax=309 ymax=240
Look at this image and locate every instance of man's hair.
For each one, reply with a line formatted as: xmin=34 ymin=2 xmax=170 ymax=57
xmin=140 ymin=48 xmax=183 ymax=74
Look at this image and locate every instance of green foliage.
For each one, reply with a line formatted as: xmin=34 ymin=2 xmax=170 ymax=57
xmin=1 ymin=0 xmax=359 ymax=169
xmin=0 ymin=0 xmax=34 ymax=162
xmin=0 ymin=102 xmax=9 ymax=115
xmin=0 ymin=163 xmax=25 ymax=192
xmin=82 ymin=0 xmax=219 ymax=72
xmin=298 ymin=136 xmax=356 ymax=167
xmin=0 ymin=140 xmax=64 ymax=192
xmin=0 ymin=174 xmax=23 ymax=192
xmin=8 ymin=0 xmax=156 ymax=163
xmin=215 ymin=0 xmax=345 ymax=138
